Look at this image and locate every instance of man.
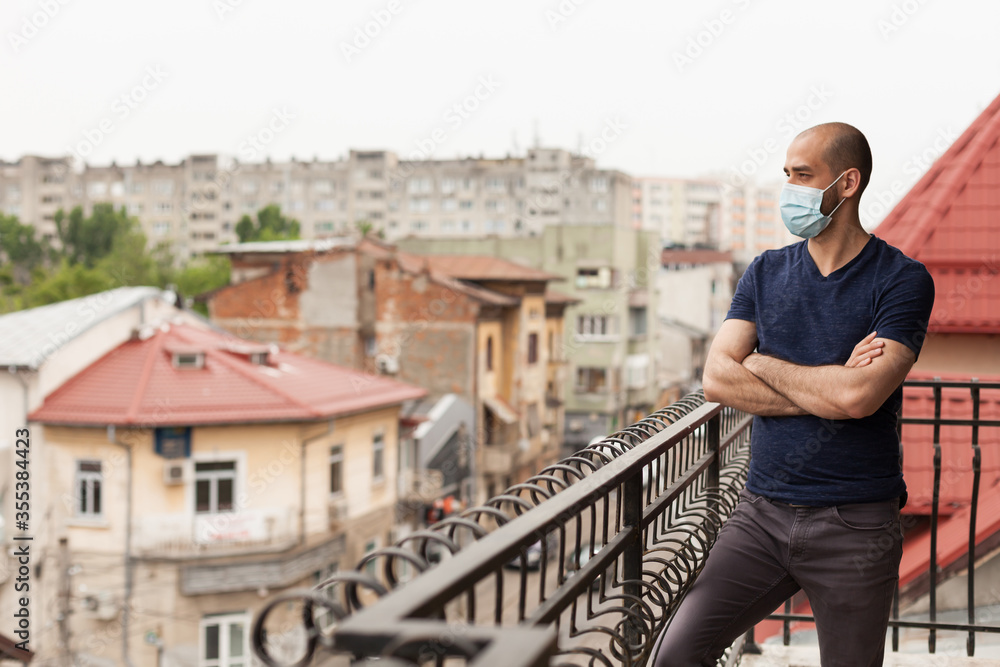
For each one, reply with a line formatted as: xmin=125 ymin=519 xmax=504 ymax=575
xmin=652 ymin=123 xmax=935 ymax=666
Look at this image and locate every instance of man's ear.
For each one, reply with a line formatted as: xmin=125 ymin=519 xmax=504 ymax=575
xmin=843 ymin=168 xmax=862 ymax=198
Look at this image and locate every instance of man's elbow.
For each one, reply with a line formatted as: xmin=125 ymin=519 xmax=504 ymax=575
xmin=702 ymin=371 xmax=723 ymax=403
xmin=842 ymin=387 xmax=880 ymax=420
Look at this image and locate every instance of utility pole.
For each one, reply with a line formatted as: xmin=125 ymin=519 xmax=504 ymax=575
xmin=58 ymin=537 xmax=73 ymax=661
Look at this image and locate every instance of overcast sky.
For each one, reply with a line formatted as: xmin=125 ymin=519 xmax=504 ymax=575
xmin=3 ymin=0 xmax=999 ymax=227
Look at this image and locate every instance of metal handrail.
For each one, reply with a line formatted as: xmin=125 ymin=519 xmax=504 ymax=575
xmin=763 ymin=378 xmax=1000 ymax=658
xmin=251 ymin=391 xmax=754 ymax=666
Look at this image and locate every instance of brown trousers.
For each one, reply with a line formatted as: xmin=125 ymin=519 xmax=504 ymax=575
xmin=651 ymin=488 xmax=903 ymax=667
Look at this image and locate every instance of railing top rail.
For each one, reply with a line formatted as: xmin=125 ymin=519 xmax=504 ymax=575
xmin=342 ymin=400 xmax=723 ymax=628
xmin=904 ymin=379 xmax=1000 ymax=390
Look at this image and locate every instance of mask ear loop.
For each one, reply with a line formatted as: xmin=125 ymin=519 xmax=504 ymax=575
xmin=822 ymin=172 xmax=849 ymax=218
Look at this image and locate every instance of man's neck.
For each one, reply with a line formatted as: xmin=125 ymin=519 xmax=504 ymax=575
xmin=806 ymin=217 xmax=871 ymax=277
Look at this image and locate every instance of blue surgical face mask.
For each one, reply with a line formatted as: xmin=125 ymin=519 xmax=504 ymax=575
xmin=779 ymin=171 xmax=847 ymax=239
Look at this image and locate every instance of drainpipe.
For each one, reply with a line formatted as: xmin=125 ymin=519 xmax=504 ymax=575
xmin=299 ymin=421 xmax=334 ymax=547
xmin=107 ymin=425 xmax=135 ymax=667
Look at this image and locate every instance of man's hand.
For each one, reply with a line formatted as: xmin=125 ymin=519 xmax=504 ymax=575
xmin=845 ymin=331 xmax=885 ymax=368
xmin=742 ymin=334 xmax=916 ymax=420
xmin=703 ymin=319 xmax=808 ymax=416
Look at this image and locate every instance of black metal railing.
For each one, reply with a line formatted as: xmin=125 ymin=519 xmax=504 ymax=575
xmin=251 ymin=391 xmax=753 ymax=666
xmin=761 ymin=378 xmax=1000 ymax=658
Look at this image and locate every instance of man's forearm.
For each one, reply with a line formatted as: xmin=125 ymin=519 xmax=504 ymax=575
xmin=704 ymin=355 xmax=809 ymax=416
xmin=742 ymin=353 xmax=857 ymax=420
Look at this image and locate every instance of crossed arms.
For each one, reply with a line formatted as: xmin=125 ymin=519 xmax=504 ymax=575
xmin=702 ymin=318 xmax=917 ymax=420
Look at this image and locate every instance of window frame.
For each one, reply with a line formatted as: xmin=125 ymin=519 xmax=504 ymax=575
xmin=199 ymin=612 xmax=250 ymax=667
xmin=193 ymin=460 xmax=238 ymax=515
xmin=372 ymin=431 xmax=385 ymax=482
xmin=330 ymin=444 xmax=345 ymax=496
xmin=75 ymin=460 xmax=103 ymax=519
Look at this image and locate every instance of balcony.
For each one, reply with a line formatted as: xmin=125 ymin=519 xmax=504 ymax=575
xmin=251 ymin=379 xmax=1000 ymax=666
xmin=132 ymin=506 xmax=298 ymax=559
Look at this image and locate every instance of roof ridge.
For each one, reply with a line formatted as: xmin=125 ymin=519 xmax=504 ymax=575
xmin=901 ymin=106 xmax=1000 ymax=258
xmin=172 ymin=325 xmax=323 ymax=419
xmin=126 ymin=329 xmax=167 ymax=423
xmin=878 ymin=94 xmax=1000 ymax=256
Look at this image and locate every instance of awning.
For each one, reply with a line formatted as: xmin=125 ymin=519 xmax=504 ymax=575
xmin=483 ymin=395 xmax=519 ymax=424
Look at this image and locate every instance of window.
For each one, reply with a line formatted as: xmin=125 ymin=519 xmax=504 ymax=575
xmin=330 ymin=445 xmax=344 ymax=495
xmin=577 ymin=315 xmax=616 ymax=338
xmin=315 ymin=200 xmax=336 ymax=211
xmin=313 ymin=179 xmax=334 ymax=194
xmin=240 ymin=181 xmax=258 ymax=194
xmin=314 ymin=563 xmax=339 ymax=629
xmin=629 ymin=307 xmax=648 ymax=337
xmin=486 ymin=336 xmax=494 ymax=371
xmin=576 ymin=367 xmax=608 ymax=394
xmin=410 ymin=220 xmax=428 ymax=232
xmin=459 ymin=200 xmax=474 ymax=210
xmin=155 ymin=201 xmax=172 ymax=213
xmin=485 ymin=199 xmax=505 ymax=212
xmin=154 ymin=221 xmax=170 ymax=236
xmin=442 ymin=198 xmax=458 ymax=212
xmin=372 ymin=432 xmax=385 ymax=481
xmin=484 ymin=220 xmax=505 ymax=233
xmin=527 ymin=333 xmax=539 ymax=364
xmin=110 ymin=182 xmax=125 ymax=197
xmin=200 ymin=613 xmax=248 ymax=667
xmin=440 ymin=178 xmax=456 ymax=194
xmin=364 ymin=539 xmax=379 ymax=578
xmin=593 ymin=198 xmax=607 ymax=212
xmin=590 ymin=177 xmax=609 ymax=193
xmin=575 ymin=267 xmax=612 ymax=289
xmin=75 ymin=461 xmax=103 ymax=518
xmin=153 ymin=180 xmax=174 ymax=195
xmin=194 ymin=461 xmax=236 ymax=514
xmin=407 ymin=178 xmax=432 ymax=194
xmin=409 ymin=198 xmax=431 ymax=213
xmin=88 ymin=182 xmax=107 ymax=197
xmin=485 ymin=177 xmax=505 ymax=191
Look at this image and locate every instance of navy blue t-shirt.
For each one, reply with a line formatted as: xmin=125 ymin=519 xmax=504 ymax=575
xmin=726 ymin=235 xmax=935 ymax=506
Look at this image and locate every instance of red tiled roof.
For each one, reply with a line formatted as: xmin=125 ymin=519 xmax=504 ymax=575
xmin=29 ymin=323 xmax=426 ymax=426
xmin=420 ymin=255 xmax=562 ymax=282
xmin=900 ymin=372 xmax=1000 ymax=516
xmin=876 ymin=92 xmax=1000 ymax=333
xmin=544 ymin=289 xmax=580 ymax=305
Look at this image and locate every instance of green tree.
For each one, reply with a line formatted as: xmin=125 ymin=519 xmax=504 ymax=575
xmin=55 ymin=204 xmax=134 ymax=267
xmin=236 ymin=204 xmax=300 ymax=242
xmin=0 ymin=214 xmax=46 ymax=282
xmin=355 ymin=219 xmax=385 ymax=239
xmin=174 ymin=254 xmax=231 ymax=316
xmin=22 ymin=259 xmax=114 ymax=308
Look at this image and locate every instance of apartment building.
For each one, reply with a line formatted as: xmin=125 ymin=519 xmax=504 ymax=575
xmin=204 ymin=238 xmax=573 ymax=506
xmin=398 ymin=224 xmax=661 ymax=452
xmin=0 ymin=148 xmax=632 ymax=262
xmin=632 ymin=176 xmax=793 ymax=266
xmin=25 ymin=320 xmax=424 ymax=666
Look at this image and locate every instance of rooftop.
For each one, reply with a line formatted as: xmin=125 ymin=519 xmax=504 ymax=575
xmin=0 ymin=286 xmax=168 ymax=370
xmin=877 ymin=91 xmax=1000 ymax=333
xmin=28 ymin=321 xmax=426 ymax=426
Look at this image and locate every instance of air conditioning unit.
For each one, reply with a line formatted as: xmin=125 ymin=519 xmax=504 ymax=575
xmin=375 ymin=354 xmax=399 ymax=374
xmin=163 ymin=461 xmax=186 ymax=485
xmin=328 ymin=498 xmax=349 ymax=528
xmin=83 ymin=591 xmax=119 ymax=621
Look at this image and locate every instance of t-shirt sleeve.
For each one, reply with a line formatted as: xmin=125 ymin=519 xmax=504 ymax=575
xmin=726 ymin=259 xmax=758 ymax=323
xmin=872 ymin=262 xmax=935 ymax=361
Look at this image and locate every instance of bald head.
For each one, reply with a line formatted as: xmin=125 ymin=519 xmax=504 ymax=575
xmin=798 ymin=123 xmax=872 ymax=196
